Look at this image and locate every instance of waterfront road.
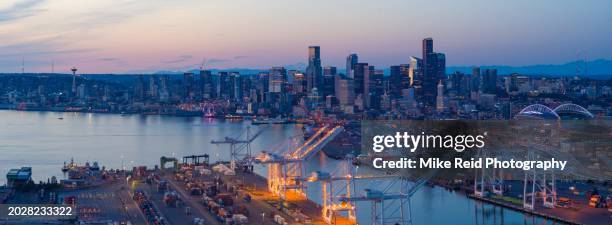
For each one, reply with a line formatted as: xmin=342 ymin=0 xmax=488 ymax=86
xmin=162 ymin=172 xmax=317 ymax=225
xmin=217 ymin=171 xmax=333 ymax=225
xmin=61 ymin=180 xmax=147 ymax=225
xmin=138 ymin=178 xmax=221 ymax=225
xmin=162 ymin=175 xmax=222 ymax=225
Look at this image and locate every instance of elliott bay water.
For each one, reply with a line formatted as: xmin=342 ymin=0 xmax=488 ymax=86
xmin=0 ymin=110 xmax=557 ymax=225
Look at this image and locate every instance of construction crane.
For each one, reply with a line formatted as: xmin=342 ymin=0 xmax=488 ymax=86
xmin=211 ymin=125 xmax=265 ymax=172
xmin=200 ymin=57 xmax=207 ymax=70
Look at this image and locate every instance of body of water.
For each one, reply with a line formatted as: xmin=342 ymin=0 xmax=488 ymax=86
xmin=0 ymin=110 xmax=557 ymax=225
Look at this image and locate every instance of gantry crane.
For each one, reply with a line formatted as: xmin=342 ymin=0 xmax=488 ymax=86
xmin=211 ymin=125 xmax=265 ymax=172
xmin=254 ymin=125 xmax=441 ymax=225
xmin=254 ymin=125 xmax=344 ymax=199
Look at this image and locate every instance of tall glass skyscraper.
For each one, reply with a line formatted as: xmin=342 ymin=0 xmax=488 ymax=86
xmin=421 ymin=38 xmax=446 ymax=105
xmin=345 ymin=53 xmax=358 ymax=79
xmin=306 ymin=46 xmax=322 ymax=93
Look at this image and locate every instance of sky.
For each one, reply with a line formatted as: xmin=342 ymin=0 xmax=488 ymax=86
xmin=0 ymin=0 xmax=611 ymax=74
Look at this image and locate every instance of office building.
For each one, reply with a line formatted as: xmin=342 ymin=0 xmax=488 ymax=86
xmin=322 ymin=66 xmax=337 ymax=98
xmin=183 ymin=72 xmax=195 ymax=100
xmin=353 ymin=63 xmax=368 ymax=96
xmin=200 ymin=70 xmax=214 ymax=99
xmin=389 ymin=64 xmax=412 ymax=99
xmin=346 ymin=53 xmax=358 ymax=79
xmin=421 ymin=38 xmax=446 ymax=105
xmin=481 ymin=69 xmax=497 ymax=94
xmin=436 ymin=80 xmax=446 ymax=111
xmin=269 ymin=67 xmax=287 ymax=93
xmin=306 ymin=46 xmax=322 ymax=93
xmin=367 ymin=69 xmax=384 ymax=109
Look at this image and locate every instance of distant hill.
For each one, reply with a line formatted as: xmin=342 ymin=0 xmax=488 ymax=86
xmin=153 ymin=68 xmax=267 ymax=75
xmin=447 ymin=59 xmax=612 ymax=78
xmin=143 ymin=59 xmax=611 ymax=79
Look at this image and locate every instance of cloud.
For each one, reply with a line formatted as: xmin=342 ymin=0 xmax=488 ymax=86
xmin=96 ymin=57 xmax=128 ymax=68
xmin=97 ymin=57 xmax=119 ymax=62
xmin=0 ymin=0 xmax=46 ymax=23
xmin=233 ymin=55 xmax=252 ymax=60
xmin=161 ymin=54 xmax=193 ymax=64
xmin=207 ymin=58 xmax=232 ymax=65
xmin=0 ymin=48 xmax=98 ymax=58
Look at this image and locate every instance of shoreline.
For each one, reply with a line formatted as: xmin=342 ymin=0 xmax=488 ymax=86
xmin=468 ymin=194 xmax=586 ymax=225
xmin=0 ymin=109 xmax=312 ymax=125
xmin=4 ymin=157 xmax=607 ymax=225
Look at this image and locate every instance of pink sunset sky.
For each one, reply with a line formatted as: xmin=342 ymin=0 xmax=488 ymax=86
xmin=1 ymin=0 xmax=611 ymax=74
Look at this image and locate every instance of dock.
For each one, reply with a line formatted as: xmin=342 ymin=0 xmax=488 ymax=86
xmin=468 ymin=194 xmax=609 ymax=225
xmin=137 ymin=162 xmax=353 ymax=225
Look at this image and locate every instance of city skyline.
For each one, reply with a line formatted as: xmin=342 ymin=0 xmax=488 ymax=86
xmin=1 ymin=0 xmax=611 ymax=73
xmin=0 ymin=1 xmax=609 ymax=225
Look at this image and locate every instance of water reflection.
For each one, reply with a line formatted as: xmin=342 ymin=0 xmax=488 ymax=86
xmin=0 ymin=110 xmax=560 ymax=225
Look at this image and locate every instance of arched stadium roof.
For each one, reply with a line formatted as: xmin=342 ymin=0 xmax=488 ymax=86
xmin=516 ymin=103 xmax=594 ymax=119
xmin=517 ymin=104 xmax=560 ymax=119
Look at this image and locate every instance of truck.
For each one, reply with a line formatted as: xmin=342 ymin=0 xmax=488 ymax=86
xmin=191 ymin=187 xmax=203 ymax=196
xmin=232 ymin=214 xmax=248 ymax=224
xmin=163 ymin=191 xmax=180 ymax=207
xmin=215 ymin=193 xmax=234 ymax=206
xmin=157 ymin=180 xmax=169 ymax=193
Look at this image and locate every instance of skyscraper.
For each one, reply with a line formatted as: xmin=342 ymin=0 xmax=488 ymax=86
xmin=134 ymin=75 xmax=145 ymax=101
xmin=290 ymin=71 xmax=306 ymax=94
xmin=306 ymin=46 xmax=322 ymax=93
xmin=422 ymin=38 xmax=433 ymax=61
xmin=159 ymin=75 xmax=169 ymax=102
xmin=421 ymin=38 xmax=446 ymax=105
xmin=240 ymin=76 xmax=252 ymax=102
xmin=218 ymin=72 xmax=231 ymax=99
xmin=481 ymin=69 xmax=497 ymax=94
xmin=183 ymin=72 xmax=195 ymax=100
xmin=345 ymin=53 xmax=358 ymax=79
xmin=363 ymin=65 xmax=372 ymax=108
xmin=409 ymin=56 xmax=422 ymax=96
xmin=335 ymin=78 xmax=354 ymax=112
xmin=148 ymin=75 xmax=158 ymax=99
xmin=471 ymin=67 xmax=481 ymax=93
xmin=389 ymin=64 xmax=411 ymax=99
xmin=323 ymin=66 xmax=337 ymax=77
xmin=229 ymin=72 xmax=241 ymax=101
xmin=389 ymin=65 xmax=402 ymax=98
xmin=449 ymin=71 xmax=464 ymax=92
xmin=353 ymin=63 xmax=368 ymax=96
xmin=322 ymin=66 xmax=337 ymax=98
xmin=367 ymin=69 xmax=384 ymax=109
xmin=399 ymin=64 xmax=411 ymax=87
xmin=200 ymin=70 xmax=214 ymax=99
xmin=269 ymin=67 xmax=287 ymax=93
xmin=436 ymin=80 xmax=445 ymax=111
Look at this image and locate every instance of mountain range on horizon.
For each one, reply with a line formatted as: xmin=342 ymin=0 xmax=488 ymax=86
xmin=152 ymin=59 xmax=612 ymax=78
xmin=447 ymin=59 xmax=612 ymax=78
xmin=4 ymin=59 xmax=608 ymax=78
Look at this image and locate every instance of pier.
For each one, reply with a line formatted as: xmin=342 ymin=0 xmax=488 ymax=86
xmin=1 ymin=123 xmax=610 ymax=225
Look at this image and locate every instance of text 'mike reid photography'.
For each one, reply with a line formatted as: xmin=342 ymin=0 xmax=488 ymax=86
xmin=0 ymin=1 xmax=610 ymax=225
